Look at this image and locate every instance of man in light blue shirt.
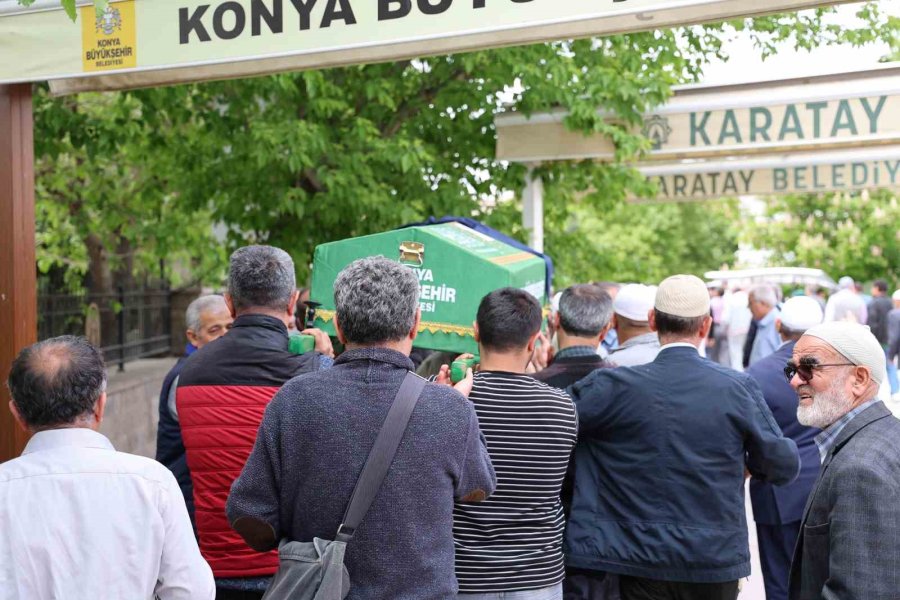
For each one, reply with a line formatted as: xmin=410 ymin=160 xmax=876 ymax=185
xmin=750 ymin=284 xmax=782 ymax=366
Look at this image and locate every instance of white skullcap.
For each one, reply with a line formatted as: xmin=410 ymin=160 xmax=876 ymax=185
xmin=892 ymin=290 xmax=900 ymax=302
xmin=614 ymin=284 xmax=657 ymax=321
xmin=550 ymin=291 xmax=563 ymax=314
xmin=780 ymin=296 xmax=824 ymax=331
xmin=838 ymin=276 xmax=855 ymax=289
xmin=655 ymin=275 xmax=710 ymax=318
xmin=803 ymin=321 xmax=885 ymax=384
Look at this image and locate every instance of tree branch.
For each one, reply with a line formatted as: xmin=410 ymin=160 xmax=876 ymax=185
xmin=380 ymin=68 xmax=468 ymax=139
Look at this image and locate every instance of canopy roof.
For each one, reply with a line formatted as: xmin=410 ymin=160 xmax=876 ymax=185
xmin=0 ymin=0 xmax=850 ymax=94
xmin=705 ymin=267 xmax=838 ymax=290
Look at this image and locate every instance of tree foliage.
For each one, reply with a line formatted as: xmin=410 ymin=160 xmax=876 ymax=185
xmin=28 ymin=2 xmax=899 ymax=291
xmin=17 ymin=0 xmax=107 ymax=21
xmin=34 ymin=89 xmax=227 ymax=294
xmin=742 ymin=189 xmax=900 ymax=287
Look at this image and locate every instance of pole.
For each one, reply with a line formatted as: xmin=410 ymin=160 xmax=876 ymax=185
xmin=522 ymin=166 xmax=544 ymax=253
xmin=0 ymin=83 xmax=36 ymax=462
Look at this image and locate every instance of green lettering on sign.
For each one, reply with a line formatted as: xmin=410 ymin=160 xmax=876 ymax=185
xmin=773 ymin=168 xmax=788 ymax=191
xmin=717 ymin=110 xmax=742 ymax=145
xmin=860 ymin=96 xmax=887 ymax=134
xmin=778 ymin=105 xmax=804 ymax=140
xmin=830 ymin=100 xmax=858 ymax=137
xmin=749 ymin=107 xmax=772 ymax=142
xmin=805 ymin=101 xmax=827 ymax=138
xmin=690 ymin=112 xmax=712 ymax=146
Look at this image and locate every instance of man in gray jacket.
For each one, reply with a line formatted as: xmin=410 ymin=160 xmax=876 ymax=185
xmin=226 ymin=256 xmax=496 ymax=599
xmin=787 ymin=321 xmax=900 ymax=600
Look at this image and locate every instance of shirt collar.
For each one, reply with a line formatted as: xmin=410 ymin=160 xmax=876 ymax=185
xmin=555 ymin=345 xmax=601 ymax=360
xmin=231 ymin=313 xmax=289 ymax=335
xmin=613 ymin=332 xmax=658 ymax=351
xmin=334 ymin=346 xmax=415 ymax=371
xmin=658 ymin=342 xmax=700 ymax=353
xmin=814 ymin=398 xmax=882 ymax=462
xmin=22 ymin=428 xmax=114 ymax=455
xmin=758 ymin=308 xmax=779 ymax=327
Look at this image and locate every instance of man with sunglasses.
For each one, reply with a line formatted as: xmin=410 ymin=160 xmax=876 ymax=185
xmin=786 ymin=321 xmax=900 ymax=600
xmin=745 ymin=296 xmax=824 ymax=600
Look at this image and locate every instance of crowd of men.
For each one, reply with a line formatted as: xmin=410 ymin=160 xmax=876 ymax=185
xmin=2 ymin=245 xmax=900 ymax=600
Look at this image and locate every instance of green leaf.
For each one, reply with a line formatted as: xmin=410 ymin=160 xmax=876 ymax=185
xmin=62 ymin=0 xmax=77 ymax=21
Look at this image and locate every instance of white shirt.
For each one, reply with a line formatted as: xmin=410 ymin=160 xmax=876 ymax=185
xmin=659 ymin=342 xmax=700 ymax=353
xmin=0 ymin=429 xmax=214 ymax=600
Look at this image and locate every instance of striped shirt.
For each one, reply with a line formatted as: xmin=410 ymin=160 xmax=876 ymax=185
xmin=453 ymin=371 xmax=578 ymax=593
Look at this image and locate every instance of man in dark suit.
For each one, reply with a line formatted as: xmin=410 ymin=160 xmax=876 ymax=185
xmin=746 ymin=296 xmax=824 ymax=600
xmin=787 ymin=321 xmax=900 ymax=600
xmin=534 ymin=284 xmax=615 ymax=390
xmin=567 ymin=275 xmax=800 ymax=600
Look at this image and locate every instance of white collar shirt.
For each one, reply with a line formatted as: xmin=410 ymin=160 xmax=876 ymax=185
xmin=0 ymin=428 xmax=214 ymax=600
xmin=658 ymin=342 xmax=700 ymax=353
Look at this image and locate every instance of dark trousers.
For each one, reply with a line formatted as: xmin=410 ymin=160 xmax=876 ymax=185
xmin=215 ymin=589 xmax=265 ymax=600
xmin=563 ymin=567 xmax=620 ymax=600
xmin=756 ymin=520 xmax=801 ymax=600
xmin=619 ymin=576 xmax=738 ymax=600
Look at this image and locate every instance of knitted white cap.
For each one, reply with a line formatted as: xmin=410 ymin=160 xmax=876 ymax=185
xmin=614 ymin=284 xmax=657 ymax=321
xmin=780 ymin=296 xmax=824 ymax=331
xmin=803 ymin=321 xmax=885 ymax=384
xmin=654 ymin=275 xmax=710 ymax=318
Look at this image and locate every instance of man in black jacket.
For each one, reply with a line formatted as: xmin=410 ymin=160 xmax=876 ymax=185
xmin=534 ymin=284 xmax=615 ymax=390
xmin=176 ymin=245 xmax=333 ymax=599
xmin=155 ymin=294 xmax=232 ymax=526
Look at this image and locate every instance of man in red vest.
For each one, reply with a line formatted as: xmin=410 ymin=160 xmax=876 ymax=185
xmin=176 ymin=245 xmax=333 ymax=599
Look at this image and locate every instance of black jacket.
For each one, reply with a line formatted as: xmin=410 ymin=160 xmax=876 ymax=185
xmin=155 ymin=356 xmax=193 ymax=523
xmin=533 ymin=354 xmax=614 ymax=390
xmin=867 ymin=296 xmax=893 ymax=345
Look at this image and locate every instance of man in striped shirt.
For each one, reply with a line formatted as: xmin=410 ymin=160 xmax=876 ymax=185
xmin=454 ymin=287 xmax=578 ymax=600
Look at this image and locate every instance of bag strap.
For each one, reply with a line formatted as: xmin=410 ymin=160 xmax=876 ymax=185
xmin=335 ymin=371 xmax=425 ymax=542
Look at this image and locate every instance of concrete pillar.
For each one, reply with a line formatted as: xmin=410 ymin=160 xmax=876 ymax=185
xmin=522 ymin=167 xmax=544 ymax=253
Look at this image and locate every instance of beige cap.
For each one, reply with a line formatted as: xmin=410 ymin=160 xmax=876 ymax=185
xmin=803 ymin=321 xmax=885 ymax=385
xmin=654 ymin=275 xmax=710 ymax=318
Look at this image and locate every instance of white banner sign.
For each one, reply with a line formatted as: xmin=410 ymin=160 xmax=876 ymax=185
xmin=634 ymin=146 xmax=900 ymax=202
xmin=0 ymin=0 xmax=848 ymax=93
xmin=496 ymin=67 xmax=900 ymax=162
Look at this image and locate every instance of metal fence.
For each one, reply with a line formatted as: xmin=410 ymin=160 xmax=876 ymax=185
xmin=38 ymin=288 xmax=172 ymax=370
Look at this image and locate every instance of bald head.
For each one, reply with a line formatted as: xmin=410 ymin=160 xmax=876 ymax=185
xmin=7 ymin=336 xmax=107 ymax=431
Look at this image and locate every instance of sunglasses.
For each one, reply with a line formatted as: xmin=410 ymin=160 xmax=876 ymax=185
xmin=783 ymin=360 xmax=855 ymax=383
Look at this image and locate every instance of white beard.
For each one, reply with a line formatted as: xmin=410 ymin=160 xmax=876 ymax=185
xmin=797 ymin=375 xmax=854 ymax=429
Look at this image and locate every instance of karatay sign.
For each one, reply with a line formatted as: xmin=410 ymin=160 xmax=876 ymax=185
xmin=0 ymin=0 xmax=849 ymax=93
xmin=633 ymin=146 xmax=900 ymax=203
xmin=495 ymin=68 xmax=900 ymax=162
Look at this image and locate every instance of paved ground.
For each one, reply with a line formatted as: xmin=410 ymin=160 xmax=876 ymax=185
xmin=740 ymin=484 xmax=766 ymax=600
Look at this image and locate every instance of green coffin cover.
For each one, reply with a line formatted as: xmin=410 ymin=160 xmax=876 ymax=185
xmin=310 ymin=223 xmax=546 ymax=354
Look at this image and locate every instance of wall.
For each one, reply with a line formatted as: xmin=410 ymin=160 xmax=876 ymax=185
xmin=101 ymin=357 xmax=176 ymax=458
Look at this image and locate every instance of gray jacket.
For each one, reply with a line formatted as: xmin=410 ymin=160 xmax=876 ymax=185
xmin=789 ymin=401 xmax=900 ymax=600
xmin=226 ymin=347 xmax=496 ymax=599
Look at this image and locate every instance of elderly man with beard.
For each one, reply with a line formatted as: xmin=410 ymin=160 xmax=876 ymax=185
xmin=786 ymin=321 xmax=900 ymax=600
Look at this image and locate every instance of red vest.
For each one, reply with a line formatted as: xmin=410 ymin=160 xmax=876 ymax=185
xmin=178 ymin=383 xmax=280 ymax=577
xmin=175 ymin=314 xmax=321 ymax=578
